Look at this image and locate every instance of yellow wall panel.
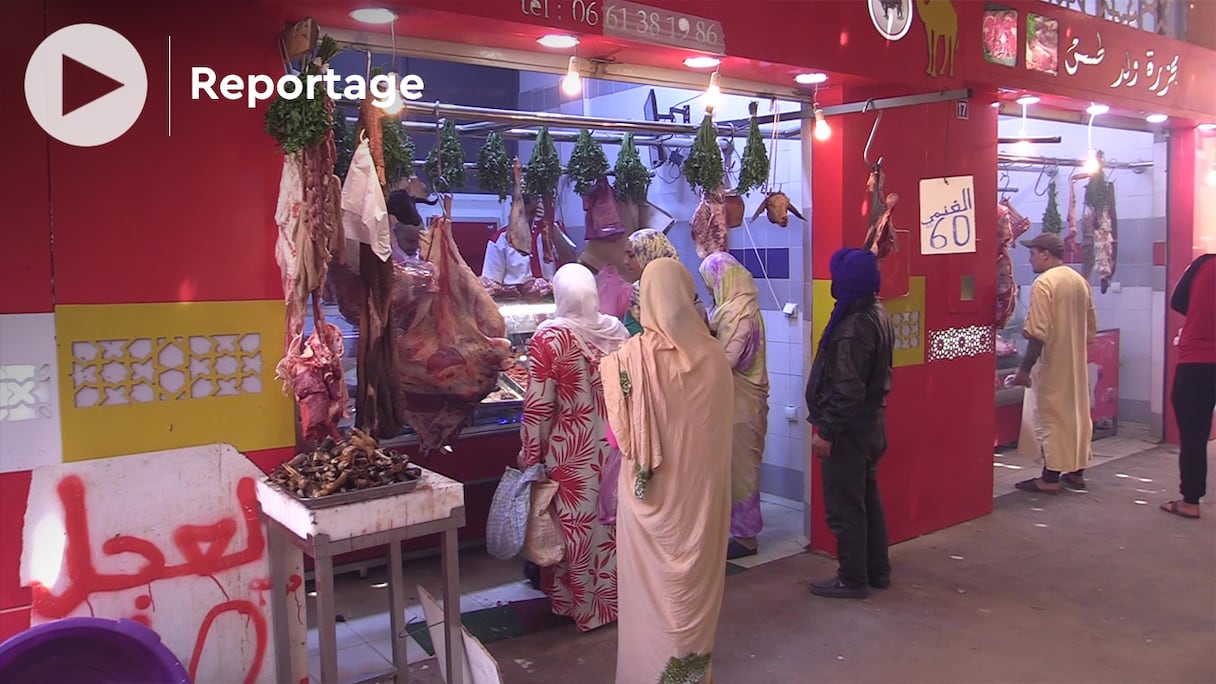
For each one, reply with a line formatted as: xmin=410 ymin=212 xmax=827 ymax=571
xmin=55 ymin=301 xmax=295 ymax=461
xmin=810 ymin=277 xmax=925 ymax=368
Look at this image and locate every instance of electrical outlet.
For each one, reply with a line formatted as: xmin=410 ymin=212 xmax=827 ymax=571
xmin=782 ymin=302 xmax=798 ymax=317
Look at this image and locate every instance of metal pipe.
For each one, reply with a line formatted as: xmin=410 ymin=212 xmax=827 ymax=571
xmin=998 ymin=136 xmax=1062 ymax=144
xmin=395 ymin=120 xmax=697 ymax=148
xmin=997 ymin=154 xmax=1153 ymax=172
xmin=721 ymin=89 xmax=974 ymax=127
xmin=404 ymin=160 xmax=655 ymax=177
xmin=399 ymin=100 xmax=734 ymax=137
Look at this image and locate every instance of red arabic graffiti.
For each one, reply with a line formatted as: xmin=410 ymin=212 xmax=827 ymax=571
xmin=29 ymin=474 xmax=274 ymax=683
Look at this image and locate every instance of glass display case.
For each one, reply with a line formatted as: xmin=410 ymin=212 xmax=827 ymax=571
xmin=321 ymin=297 xmax=557 ymax=440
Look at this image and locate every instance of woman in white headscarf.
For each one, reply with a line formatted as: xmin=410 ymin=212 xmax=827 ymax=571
xmin=518 ymin=263 xmax=629 ymax=631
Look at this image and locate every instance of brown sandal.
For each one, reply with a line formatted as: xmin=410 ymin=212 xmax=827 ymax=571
xmin=1015 ymin=478 xmax=1059 ymax=494
xmin=1160 ymin=500 xmax=1200 ymax=519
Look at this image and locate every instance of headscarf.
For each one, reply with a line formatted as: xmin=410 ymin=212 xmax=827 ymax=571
xmin=535 ymin=263 xmax=628 ymax=356
xmin=600 ymin=258 xmax=730 ymax=497
xmin=626 ymin=229 xmax=680 ymax=323
xmin=699 ymin=252 xmax=763 ymax=371
xmin=819 ymin=247 xmax=881 ymax=351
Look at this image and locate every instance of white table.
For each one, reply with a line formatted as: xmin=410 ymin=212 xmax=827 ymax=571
xmin=256 ymin=468 xmax=466 ymax=684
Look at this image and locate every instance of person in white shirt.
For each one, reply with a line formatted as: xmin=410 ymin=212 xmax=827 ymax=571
xmin=481 ymin=196 xmax=557 ymax=284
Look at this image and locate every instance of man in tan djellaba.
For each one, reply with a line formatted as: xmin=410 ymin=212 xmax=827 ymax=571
xmin=1007 ymin=232 xmax=1098 ymax=494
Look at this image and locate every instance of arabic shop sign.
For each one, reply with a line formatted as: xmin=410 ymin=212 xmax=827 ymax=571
xmin=1063 ymin=31 xmax=1180 ymax=98
xmin=919 ymin=176 xmax=976 ymax=256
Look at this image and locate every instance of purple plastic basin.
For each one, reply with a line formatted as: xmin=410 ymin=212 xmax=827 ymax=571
xmin=0 ymin=617 xmax=191 ymax=684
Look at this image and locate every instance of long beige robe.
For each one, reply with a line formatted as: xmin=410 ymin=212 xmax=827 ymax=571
xmin=601 ymin=258 xmax=734 ymax=684
xmin=1018 ymin=265 xmax=1098 ymax=472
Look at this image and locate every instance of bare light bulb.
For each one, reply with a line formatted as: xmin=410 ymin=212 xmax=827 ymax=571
xmin=1083 ymin=150 xmax=1100 ymax=175
xmin=704 ymin=70 xmax=721 ymax=112
xmin=1207 ymin=164 xmax=1216 ymax=186
xmin=813 ymin=107 xmax=831 ymax=141
xmin=561 ymin=56 xmax=582 ymax=96
xmin=1012 ymin=139 xmax=1032 ymax=157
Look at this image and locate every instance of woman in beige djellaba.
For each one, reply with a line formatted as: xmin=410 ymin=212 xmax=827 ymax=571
xmin=601 ymin=257 xmax=735 ymax=683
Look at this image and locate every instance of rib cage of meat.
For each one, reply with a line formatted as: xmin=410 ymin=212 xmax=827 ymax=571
xmin=398 ymin=198 xmax=513 ymax=455
xmin=995 ymin=202 xmax=1020 ymax=330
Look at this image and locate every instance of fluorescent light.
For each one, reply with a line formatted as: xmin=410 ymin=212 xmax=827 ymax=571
xmin=813 ymin=107 xmax=831 ymax=141
xmin=1086 ymin=103 xmax=1110 ymax=116
xmin=795 ymin=72 xmax=828 ymax=85
xmin=684 ymin=56 xmax=721 ymax=69
xmin=537 ymin=34 xmax=579 ymax=49
xmin=561 ymin=56 xmax=582 ymax=96
xmin=349 ymin=8 xmax=398 ymax=24
xmin=1015 ymin=95 xmax=1040 ymax=106
xmin=1145 ymin=113 xmax=1168 ymax=124
xmin=1199 ymin=123 xmax=1216 ymax=132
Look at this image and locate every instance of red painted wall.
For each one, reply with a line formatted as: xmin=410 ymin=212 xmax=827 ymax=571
xmin=1163 ymin=128 xmax=1198 ymax=445
xmin=810 ymin=83 xmax=1000 ymax=552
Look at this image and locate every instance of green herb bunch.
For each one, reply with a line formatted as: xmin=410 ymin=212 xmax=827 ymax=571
xmin=682 ymin=114 xmax=725 ymax=194
xmin=567 ymin=129 xmax=609 ymax=196
xmin=381 ymin=118 xmax=416 ymax=187
xmin=737 ymin=101 xmax=770 ymax=196
xmin=524 ymin=127 xmax=562 ymax=198
xmin=424 ymin=119 xmax=467 ymax=193
xmin=613 ymin=133 xmax=651 ymax=204
xmin=1042 ymin=179 xmax=1064 ymax=234
xmin=476 ymin=132 xmax=513 ymax=201
xmin=264 ymin=36 xmax=339 ymax=154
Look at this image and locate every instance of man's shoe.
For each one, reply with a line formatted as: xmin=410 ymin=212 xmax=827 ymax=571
xmin=1061 ymin=473 xmax=1087 ymax=491
xmin=809 ymin=576 xmax=869 ymax=599
xmin=869 ymin=576 xmax=891 ymax=590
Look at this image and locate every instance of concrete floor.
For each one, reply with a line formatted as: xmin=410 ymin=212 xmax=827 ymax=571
xmin=484 ymin=445 xmax=1215 ymax=683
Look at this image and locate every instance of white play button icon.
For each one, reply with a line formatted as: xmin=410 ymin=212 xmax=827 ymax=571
xmin=24 ymin=23 xmax=148 ymax=148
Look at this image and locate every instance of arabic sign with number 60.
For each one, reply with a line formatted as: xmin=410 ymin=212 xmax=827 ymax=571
xmin=919 ymin=176 xmax=977 ymax=255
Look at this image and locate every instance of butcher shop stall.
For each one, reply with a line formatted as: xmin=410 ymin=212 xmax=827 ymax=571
xmin=970 ymin=4 xmax=1213 ymax=470
xmin=278 ymin=14 xmax=817 ymax=577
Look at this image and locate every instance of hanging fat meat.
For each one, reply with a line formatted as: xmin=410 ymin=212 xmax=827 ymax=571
xmin=1093 ymin=184 xmax=1118 ymax=294
xmin=507 ymin=158 xmax=533 ymax=255
xmin=398 ymin=197 xmax=513 ymax=455
xmin=751 ymin=190 xmax=805 ymax=227
xmin=275 ymin=300 xmax=348 ymax=443
xmin=862 ymin=164 xmax=898 ymax=259
xmin=690 ymin=186 xmax=728 ymax=258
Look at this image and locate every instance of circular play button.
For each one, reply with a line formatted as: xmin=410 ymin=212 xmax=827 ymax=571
xmin=24 ymin=23 xmax=148 ymax=147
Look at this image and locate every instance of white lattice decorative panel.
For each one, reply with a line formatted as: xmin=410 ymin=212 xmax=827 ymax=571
xmin=927 ymin=325 xmax=995 ymax=362
xmin=891 ymin=311 xmax=922 ymax=352
xmin=70 ymin=334 xmax=264 ymax=408
xmin=0 ymin=313 xmax=64 ymax=471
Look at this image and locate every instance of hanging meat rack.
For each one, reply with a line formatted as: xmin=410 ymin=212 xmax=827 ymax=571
xmin=998 ymin=154 xmax=1153 ymax=173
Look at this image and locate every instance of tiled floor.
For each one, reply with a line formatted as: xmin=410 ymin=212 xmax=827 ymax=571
xmin=992 ymin=421 xmax=1160 ymax=496
xmin=304 ymin=495 xmax=806 ymax=682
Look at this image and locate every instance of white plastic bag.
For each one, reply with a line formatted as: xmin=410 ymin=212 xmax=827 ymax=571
xmin=340 ymin=137 xmax=393 ymax=266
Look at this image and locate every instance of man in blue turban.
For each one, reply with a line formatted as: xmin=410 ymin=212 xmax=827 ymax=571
xmin=804 ymin=247 xmax=895 ymax=599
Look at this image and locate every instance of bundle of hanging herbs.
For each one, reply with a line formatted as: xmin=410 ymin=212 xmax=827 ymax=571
xmin=264 ymin=36 xmax=340 ymax=153
xmin=424 ymin=118 xmax=467 ymax=193
xmin=683 ymin=114 xmax=725 ymax=194
xmin=736 ymin=101 xmax=770 ymax=196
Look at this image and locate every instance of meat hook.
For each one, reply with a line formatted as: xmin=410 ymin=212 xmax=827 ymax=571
xmin=862 ymin=99 xmax=884 ymax=170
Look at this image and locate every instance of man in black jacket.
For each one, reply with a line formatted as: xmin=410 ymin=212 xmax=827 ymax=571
xmin=805 ymin=247 xmax=895 ymax=599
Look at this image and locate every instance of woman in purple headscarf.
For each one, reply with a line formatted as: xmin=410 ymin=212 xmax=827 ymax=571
xmin=699 ymin=252 xmax=770 ymax=559
xmin=805 ymin=247 xmax=896 ymax=599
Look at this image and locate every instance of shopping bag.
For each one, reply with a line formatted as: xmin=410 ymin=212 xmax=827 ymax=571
xmin=522 ymin=481 xmax=564 ymax=567
xmin=486 ymin=464 xmax=545 ymax=560
xmin=597 ymin=447 xmax=621 ymax=526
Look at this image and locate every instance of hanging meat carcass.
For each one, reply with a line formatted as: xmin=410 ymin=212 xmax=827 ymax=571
xmin=690 ymin=185 xmax=728 ymax=258
xmin=862 ymin=163 xmax=899 ymax=259
xmin=399 ymin=196 xmax=514 ymax=455
xmin=995 ymin=201 xmax=1021 ymax=330
xmin=276 ymin=300 xmax=348 ymax=443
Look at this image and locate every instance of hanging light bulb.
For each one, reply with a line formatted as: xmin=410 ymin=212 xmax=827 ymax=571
xmin=704 ymin=69 xmax=722 ymax=113
xmin=561 ymin=56 xmax=582 ymax=96
xmin=1206 ymin=163 xmax=1216 ymax=186
xmin=1083 ymin=149 xmax=1100 ymax=175
xmin=383 ymin=73 xmax=405 ymax=115
xmin=813 ymin=106 xmax=831 ymax=141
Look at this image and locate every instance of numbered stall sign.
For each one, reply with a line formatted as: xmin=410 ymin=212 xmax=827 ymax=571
xmin=919 ymin=176 xmax=976 ymax=255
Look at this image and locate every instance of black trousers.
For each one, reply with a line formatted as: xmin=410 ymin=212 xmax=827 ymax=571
xmin=1172 ymin=363 xmax=1216 ymax=504
xmin=820 ymin=423 xmax=890 ymax=588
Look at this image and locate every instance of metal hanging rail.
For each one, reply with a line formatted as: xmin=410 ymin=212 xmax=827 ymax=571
xmin=721 ymin=88 xmax=975 ymax=128
xmin=998 ymin=154 xmax=1154 ymax=172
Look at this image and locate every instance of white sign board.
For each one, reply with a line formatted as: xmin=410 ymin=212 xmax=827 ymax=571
xmin=919 ymin=176 xmax=976 ymax=255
